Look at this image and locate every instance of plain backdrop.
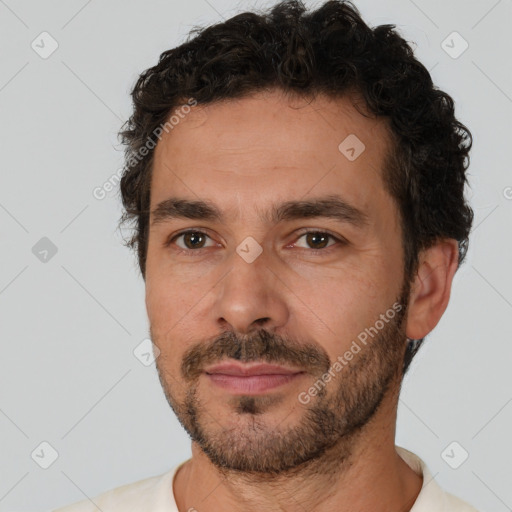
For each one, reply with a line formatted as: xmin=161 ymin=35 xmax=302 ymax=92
xmin=0 ymin=0 xmax=511 ymax=510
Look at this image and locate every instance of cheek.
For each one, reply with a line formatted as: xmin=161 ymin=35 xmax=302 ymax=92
xmin=146 ymin=275 xmax=198 ymax=329
xmin=145 ymin=272 xmax=171 ymax=325
xmin=289 ymin=258 xmax=392 ymax=360
xmin=307 ymin=278 xmax=381 ymax=352
xmin=145 ymin=265 xmax=215 ymax=364
xmin=145 ymin=244 xmax=201 ymax=321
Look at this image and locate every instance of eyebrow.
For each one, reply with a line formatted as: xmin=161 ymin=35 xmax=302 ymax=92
xmin=150 ymin=195 xmax=370 ymax=228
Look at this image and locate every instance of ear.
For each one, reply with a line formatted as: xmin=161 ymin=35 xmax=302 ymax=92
xmin=405 ymin=239 xmax=459 ymax=340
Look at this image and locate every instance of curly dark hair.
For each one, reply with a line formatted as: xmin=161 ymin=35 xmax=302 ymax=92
xmin=118 ymin=0 xmax=473 ymax=373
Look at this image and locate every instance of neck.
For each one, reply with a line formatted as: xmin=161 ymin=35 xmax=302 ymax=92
xmin=173 ymin=381 xmax=422 ymax=512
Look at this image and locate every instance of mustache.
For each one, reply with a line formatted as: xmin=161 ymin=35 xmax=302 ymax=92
xmin=181 ymin=329 xmax=331 ymax=381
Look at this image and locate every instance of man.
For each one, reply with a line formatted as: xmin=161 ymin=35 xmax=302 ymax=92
xmin=55 ymin=0 xmax=479 ymax=510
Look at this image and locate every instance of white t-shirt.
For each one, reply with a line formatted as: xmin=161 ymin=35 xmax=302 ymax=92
xmin=53 ymin=446 xmax=479 ymax=511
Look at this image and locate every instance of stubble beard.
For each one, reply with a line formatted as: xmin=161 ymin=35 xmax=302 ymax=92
xmin=154 ymin=282 xmax=410 ymax=477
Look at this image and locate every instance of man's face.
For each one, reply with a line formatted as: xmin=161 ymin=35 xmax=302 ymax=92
xmin=145 ymin=90 xmax=410 ymax=473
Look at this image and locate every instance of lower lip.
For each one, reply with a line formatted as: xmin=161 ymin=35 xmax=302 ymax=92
xmin=206 ymin=373 xmax=303 ymax=394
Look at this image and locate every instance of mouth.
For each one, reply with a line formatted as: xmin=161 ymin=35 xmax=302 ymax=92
xmin=204 ymin=361 xmax=305 ymax=395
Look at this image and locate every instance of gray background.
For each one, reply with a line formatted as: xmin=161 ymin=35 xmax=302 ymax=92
xmin=0 ymin=0 xmax=511 ymax=510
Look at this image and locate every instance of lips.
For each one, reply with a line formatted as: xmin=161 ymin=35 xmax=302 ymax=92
xmin=204 ymin=361 xmax=305 ymax=394
xmin=204 ymin=362 xmax=302 ymax=376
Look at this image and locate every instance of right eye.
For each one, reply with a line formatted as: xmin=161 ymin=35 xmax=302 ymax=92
xmin=165 ymin=230 xmax=217 ymax=253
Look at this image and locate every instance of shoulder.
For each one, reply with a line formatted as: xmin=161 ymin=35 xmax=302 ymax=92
xmin=444 ymin=491 xmax=481 ymax=512
xmin=396 ymin=446 xmax=481 ymax=512
xmin=52 ymin=468 xmax=178 ymax=512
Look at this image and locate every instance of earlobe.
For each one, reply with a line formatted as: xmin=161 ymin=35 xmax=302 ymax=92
xmin=405 ymin=239 xmax=459 ymax=340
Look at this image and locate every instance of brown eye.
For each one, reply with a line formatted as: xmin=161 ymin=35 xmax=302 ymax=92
xmin=295 ymin=231 xmax=339 ymax=251
xmin=171 ymin=230 xmax=214 ymax=250
xmin=304 ymin=232 xmax=330 ymax=249
xmin=183 ymin=232 xmax=206 ymax=249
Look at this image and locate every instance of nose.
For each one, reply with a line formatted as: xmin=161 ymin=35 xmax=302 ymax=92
xmin=211 ymin=247 xmax=289 ymax=335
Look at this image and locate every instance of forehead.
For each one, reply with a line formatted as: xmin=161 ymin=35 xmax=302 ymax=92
xmin=150 ymin=90 xmax=393 ymax=223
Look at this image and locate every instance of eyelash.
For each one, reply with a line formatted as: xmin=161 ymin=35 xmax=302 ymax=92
xmin=164 ymin=229 xmax=347 ymax=256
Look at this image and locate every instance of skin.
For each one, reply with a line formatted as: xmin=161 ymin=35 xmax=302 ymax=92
xmin=145 ymin=89 xmax=459 ymax=512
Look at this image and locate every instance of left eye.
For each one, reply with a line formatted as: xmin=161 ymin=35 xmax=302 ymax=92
xmin=294 ymin=231 xmax=339 ymax=250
